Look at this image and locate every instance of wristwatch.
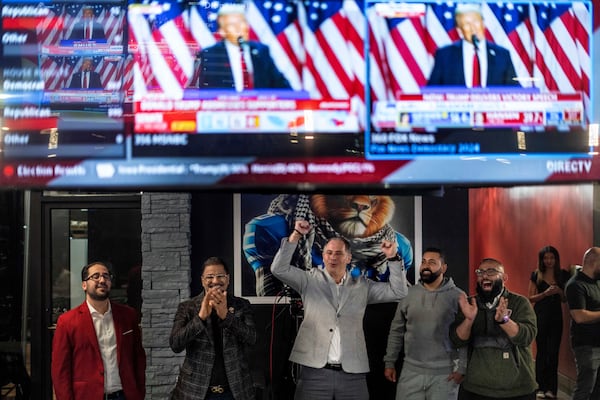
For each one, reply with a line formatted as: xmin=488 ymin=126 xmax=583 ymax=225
xmin=387 ymin=254 xmax=402 ymax=262
xmin=496 ymin=314 xmax=510 ymax=324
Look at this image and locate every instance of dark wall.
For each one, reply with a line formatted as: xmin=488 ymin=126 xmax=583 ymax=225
xmin=190 ymin=192 xmax=234 ymax=295
xmin=190 ymin=190 xmax=469 ymax=400
xmin=422 ymin=188 xmax=470 ymax=292
xmin=0 ymin=191 xmax=24 ymax=341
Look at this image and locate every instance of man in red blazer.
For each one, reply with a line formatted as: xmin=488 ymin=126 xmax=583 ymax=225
xmin=51 ymin=262 xmax=146 ymax=400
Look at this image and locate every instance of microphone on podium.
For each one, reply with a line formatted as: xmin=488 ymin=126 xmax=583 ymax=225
xmin=472 ymin=35 xmax=480 ymax=50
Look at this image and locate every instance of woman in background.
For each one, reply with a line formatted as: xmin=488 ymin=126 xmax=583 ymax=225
xmin=528 ymin=245 xmax=571 ymax=399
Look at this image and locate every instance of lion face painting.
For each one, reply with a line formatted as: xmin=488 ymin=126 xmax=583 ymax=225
xmin=243 ymin=193 xmax=413 ymax=296
xmin=310 ymin=195 xmax=396 ymax=239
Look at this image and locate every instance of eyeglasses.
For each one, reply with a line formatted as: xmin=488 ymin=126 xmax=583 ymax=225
xmin=474 ymin=268 xmax=503 ymax=277
xmin=85 ymin=272 xmax=113 ymax=282
xmin=202 ymin=274 xmax=228 ymax=281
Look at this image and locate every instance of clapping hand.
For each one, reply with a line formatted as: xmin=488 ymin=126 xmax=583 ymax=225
xmin=495 ymin=296 xmax=511 ymax=323
xmin=458 ymin=293 xmax=478 ymax=321
xmin=199 ymin=287 xmax=228 ymax=320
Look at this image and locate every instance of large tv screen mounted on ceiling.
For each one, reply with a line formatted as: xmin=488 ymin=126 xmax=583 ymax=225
xmin=0 ymin=0 xmax=597 ymax=189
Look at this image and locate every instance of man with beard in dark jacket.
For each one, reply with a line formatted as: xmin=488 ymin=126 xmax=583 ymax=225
xmin=451 ymin=258 xmax=537 ymax=400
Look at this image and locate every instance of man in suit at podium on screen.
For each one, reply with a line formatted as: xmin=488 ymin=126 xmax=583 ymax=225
xmin=68 ymin=5 xmax=106 ymax=41
xmin=68 ymin=57 xmax=104 ymax=89
xmin=427 ymin=3 xmax=520 ymax=88
xmin=196 ymin=3 xmax=291 ymax=91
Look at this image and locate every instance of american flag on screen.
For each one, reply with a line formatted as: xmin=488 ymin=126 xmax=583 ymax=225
xmin=130 ymin=0 xmax=370 ymax=103
xmin=531 ymin=3 xmax=591 ymax=113
xmin=39 ymin=3 xmax=126 ymax=90
xmin=38 ymin=3 xmax=65 ymax=90
xmin=371 ymin=1 xmax=591 ymax=111
xmin=245 ymin=1 xmax=303 ymax=90
xmin=129 ymin=1 xmax=196 ymax=98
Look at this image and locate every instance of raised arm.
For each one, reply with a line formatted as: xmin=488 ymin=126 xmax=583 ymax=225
xmin=367 ymin=239 xmax=408 ymax=303
xmin=270 ymin=220 xmax=311 ymax=293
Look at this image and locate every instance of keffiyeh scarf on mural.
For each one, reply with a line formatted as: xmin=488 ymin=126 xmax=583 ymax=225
xmin=267 ymin=194 xmax=395 ymax=278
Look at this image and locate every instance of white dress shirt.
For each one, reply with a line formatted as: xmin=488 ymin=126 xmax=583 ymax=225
xmin=462 ymin=39 xmax=488 ymax=88
xmin=87 ymin=301 xmax=123 ymax=394
xmin=224 ymin=40 xmax=254 ymax=92
xmin=81 ymin=71 xmax=89 ymax=89
xmin=327 ymin=273 xmax=347 ymax=364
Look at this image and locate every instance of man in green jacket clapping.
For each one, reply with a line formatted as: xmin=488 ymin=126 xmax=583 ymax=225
xmin=451 ymin=258 xmax=537 ymax=400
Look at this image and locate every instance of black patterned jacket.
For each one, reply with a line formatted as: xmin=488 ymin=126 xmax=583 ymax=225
xmin=169 ymin=292 xmax=256 ymax=400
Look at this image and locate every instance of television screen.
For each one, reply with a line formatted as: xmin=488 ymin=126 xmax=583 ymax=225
xmin=0 ymin=0 xmax=598 ymax=189
xmin=365 ymin=0 xmax=594 ymax=157
xmin=126 ymin=0 xmax=369 ymax=164
xmin=2 ymin=0 xmax=127 ymax=162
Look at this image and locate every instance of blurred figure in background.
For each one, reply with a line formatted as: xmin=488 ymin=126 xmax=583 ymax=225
xmin=565 ymin=247 xmax=600 ymax=400
xmin=68 ymin=58 xmax=103 ymax=89
xmin=68 ymin=5 xmax=106 ymax=41
xmin=527 ymin=245 xmax=570 ymax=399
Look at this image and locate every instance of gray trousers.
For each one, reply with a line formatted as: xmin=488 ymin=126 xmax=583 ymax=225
xmin=294 ymin=366 xmax=368 ymax=400
xmin=572 ymin=346 xmax=600 ymax=400
xmin=395 ymin=368 xmax=459 ymax=400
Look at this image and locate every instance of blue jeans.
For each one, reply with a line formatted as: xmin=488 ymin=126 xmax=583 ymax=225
xmin=572 ymin=346 xmax=600 ymax=400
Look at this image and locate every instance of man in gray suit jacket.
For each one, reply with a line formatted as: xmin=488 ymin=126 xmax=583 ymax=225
xmin=271 ymin=219 xmax=409 ymax=400
xmin=170 ymin=257 xmax=256 ymax=400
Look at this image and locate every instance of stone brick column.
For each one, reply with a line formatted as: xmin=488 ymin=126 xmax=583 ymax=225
xmin=141 ymin=193 xmax=191 ymax=399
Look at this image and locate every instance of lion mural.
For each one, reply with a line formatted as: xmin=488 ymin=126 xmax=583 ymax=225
xmin=243 ymin=194 xmax=413 ymax=296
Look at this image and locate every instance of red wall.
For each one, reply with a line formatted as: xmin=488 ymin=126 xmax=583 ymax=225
xmin=469 ymin=184 xmax=594 ymax=381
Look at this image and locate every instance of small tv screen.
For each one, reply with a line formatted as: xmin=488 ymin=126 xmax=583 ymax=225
xmin=2 ymin=0 xmax=127 ymax=161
